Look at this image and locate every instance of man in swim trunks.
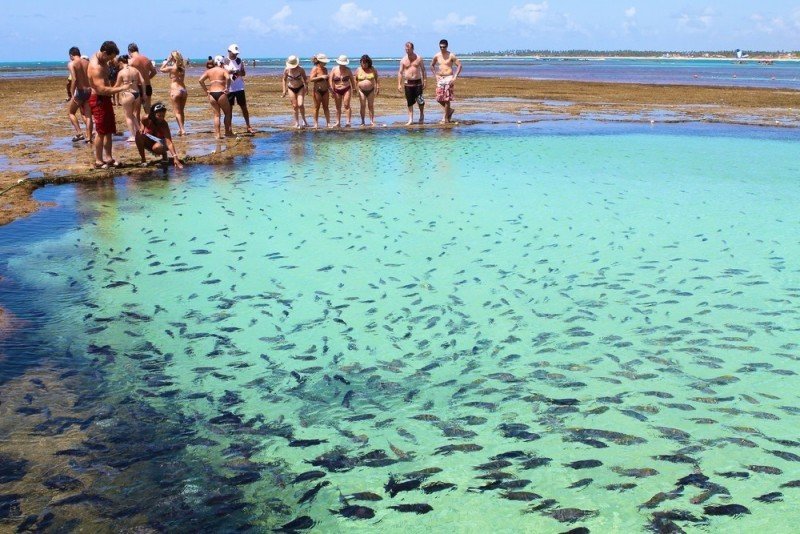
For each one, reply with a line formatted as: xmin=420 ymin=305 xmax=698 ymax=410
xmin=430 ymin=39 xmax=462 ymax=124
xmin=397 ymin=41 xmax=426 ymax=125
xmin=224 ymin=44 xmax=254 ymax=134
xmin=87 ymin=41 xmax=133 ymax=168
xmin=128 ymin=42 xmax=157 ymax=115
xmin=67 ymin=47 xmax=93 ymax=143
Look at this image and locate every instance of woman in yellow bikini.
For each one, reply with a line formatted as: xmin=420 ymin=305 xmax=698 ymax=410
xmin=328 ymin=55 xmax=356 ymax=127
xmin=355 ymin=55 xmax=379 ymax=127
xmin=160 ymin=50 xmax=188 ymax=136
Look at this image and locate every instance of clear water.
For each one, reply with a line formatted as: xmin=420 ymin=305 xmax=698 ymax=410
xmin=2 ymin=123 xmax=800 ymax=532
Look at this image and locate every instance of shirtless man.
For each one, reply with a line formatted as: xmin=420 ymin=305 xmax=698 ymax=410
xmin=87 ymin=41 xmax=132 ymax=168
xmin=430 ymin=39 xmax=462 ymax=123
xmin=128 ymin=42 xmax=157 ymax=114
xmin=397 ymin=42 xmax=426 ymax=125
xmin=67 ymin=47 xmax=93 ymax=142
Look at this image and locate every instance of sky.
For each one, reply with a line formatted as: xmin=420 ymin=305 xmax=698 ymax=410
xmin=2 ymin=0 xmax=798 ymax=62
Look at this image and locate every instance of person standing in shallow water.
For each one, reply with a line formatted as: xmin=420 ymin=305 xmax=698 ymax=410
xmin=397 ymin=41 xmax=426 ymax=125
xmin=224 ymin=44 xmax=254 ymax=134
xmin=87 ymin=41 xmax=132 ymax=168
xmin=160 ymin=51 xmax=188 ymax=136
xmin=308 ymin=53 xmax=331 ymax=128
xmin=282 ymin=55 xmax=309 ymax=128
xmin=430 ymin=39 xmax=462 ymax=123
xmin=67 ymin=47 xmax=93 ymax=142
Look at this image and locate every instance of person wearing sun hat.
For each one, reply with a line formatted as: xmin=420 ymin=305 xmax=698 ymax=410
xmin=223 ymin=43 xmax=254 ymax=134
xmin=308 ymin=53 xmax=331 ymax=128
xmin=282 ymin=55 xmax=309 ymax=128
xmin=328 ymin=55 xmax=355 ymax=127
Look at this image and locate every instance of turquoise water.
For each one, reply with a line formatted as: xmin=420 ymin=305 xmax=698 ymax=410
xmin=2 ymin=123 xmax=800 ymax=532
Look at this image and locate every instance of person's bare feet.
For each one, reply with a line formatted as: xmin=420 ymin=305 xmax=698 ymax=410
xmin=405 ymin=120 xmax=413 ymax=125
xmin=246 ymin=126 xmax=255 ymax=134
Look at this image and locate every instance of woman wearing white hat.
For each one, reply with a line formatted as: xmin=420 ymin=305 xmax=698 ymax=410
xmin=328 ymin=55 xmax=356 ymax=127
xmin=282 ymin=55 xmax=308 ymax=128
xmin=308 ymin=53 xmax=331 ymax=128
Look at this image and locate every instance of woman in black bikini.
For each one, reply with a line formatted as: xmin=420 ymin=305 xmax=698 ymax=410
xmin=328 ymin=55 xmax=356 ymax=127
xmin=282 ymin=55 xmax=309 ymax=128
xmin=355 ymin=54 xmax=379 ymax=127
xmin=308 ymin=53 xmax=330 ymax=128
xmin=115 ymin=55 xmax=145 ymax=142
xmin=199 ymin=56 xmax=233 ymax=139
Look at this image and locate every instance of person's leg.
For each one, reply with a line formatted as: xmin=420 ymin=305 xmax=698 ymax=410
xmin=239 ymin=92 xmax=253 ymax=133
xmin=343 ymin=90 xmax=352 ymax=127
xmin=312 ymin=91 xmax=321 ymax=128
xmin=322 ymin=93 xmax=331 ymax=127
xmin=81 ymin=101 xmax=93 ymax=140
xmin=121 ymin=95 xmax=137 ymax=141
xmin=93 ymin=133 xmax=105 ymax=166
xmin=332 ymin=93 xmax=342 ymax=127
xmin=135 ymin=132 xmax=147 ymax=162
xmin=103 ymin=133 xmax=113 ymax=163
xmin=290 ymin=91 xmax=300 ymax=128
xmin=209 ymin=99 xmax=221 ymax=139
xmin=418 ymin=102 xmax=425 ymax=124
xmin=173 ymin=92 xmax=187 ymax=135
xmin=68 ymin=100 xmax=82 ymax=137
xmin=366 ymin=91 xmax=375 ymax=126
xmin=297 ymin=92 xmax=307 ymax=127
xmin=358 ymin=90 xmax=366 ymax=125
xmin=220 ymin=97 xmax=233 ymax=136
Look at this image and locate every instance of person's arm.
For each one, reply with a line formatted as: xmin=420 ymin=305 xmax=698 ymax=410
xmin=90 ymin=64 xmax=129 ymax=96
xmin=67 ymin=63 xmax=76 ymax=99
xmin=430 ymin=54 xmax=439 ymax=78
xmin=281 ymin=69 xmax=287 ymax=97
xmin=238 ymin=60 xmax=246 ymax=78
xmin=374 ymin=68 xmax=379 ymax=95
xmin=159 ymin=60 xmax=174 ymax=74
xmin=199 ymin=72 xmax=209 ymax=94
xmin=421 ymin=57 xmax=427 ymax=88
xmin=397 ymin=61 xmax=403 ymax=92
xmin=66 ymin=77 xmax=72 ymax=100
xmin=453 ymin=55 xmax=463 ymax=82
xmin=349 ymin=68 xmax=356 ymax=92
xmin=301 ymin=68 xmax=308 ymax=96
xmin=148 ymin=62 xmax=158 ymax=79
xmin=328 ymin=68 xmax=335 ymax=92
xmin=164 ymin=135 xmax=183 ymax=169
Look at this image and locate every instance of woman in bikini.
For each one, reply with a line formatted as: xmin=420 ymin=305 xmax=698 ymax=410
xmin=328 ymin=55 xmax=356 ymax=128
xmin=282 ymin=55 xmax=308 ymax=128
xmin=115 ymin=55 xmax=145 ymax=142
xmin=198 ymin=56 xmax=233 ymax=139
xmin=160 ymin=50 xmax=188 ymax=136
xmin=355 ymin=54 xmax=379 ymax=127
xmin=135 ymin=102 xmax=183 ymax=169
xmin=308 ymin=53 xmax=330 ymax=128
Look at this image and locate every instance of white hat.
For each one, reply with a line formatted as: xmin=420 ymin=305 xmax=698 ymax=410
xmin=314 ymin=53 xmax=329 ymax=64
xmin=336 ymin=55 xmax=349 ymax=66
xmin=228 ymin=44 xmax=240 ymax=54
xmin=214 ymin=55 xmax=224 ymax=66
xmin=285 ymin=55 xmax=299 ymax=68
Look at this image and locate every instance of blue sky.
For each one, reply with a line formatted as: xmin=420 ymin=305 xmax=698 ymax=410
xmin=2 ymin=1 xmax=798 ymax=61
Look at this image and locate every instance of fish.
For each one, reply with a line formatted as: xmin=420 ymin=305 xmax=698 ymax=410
xmin=291 ymin=471 xmax=326 ymax=484
xmin=433 ymin=444 xmax=483 ymax=455
xmin=703 ymin=504 xmax=750 ymax=516
xmin=298 ymin=481 xmax=330 ymax=504
xmin=421 ymin=481 xmax=456 ymax=494
xmin=330 ymin=505 xmax=375 ymax=519
xmin=344 ymin=492 xmax=383 ymax=502
xmin=385 ymin=475 xmax=421 ymax=497
xmin=273 ymin=515 xmax=314 ymax=532
xmin=288 ymin=439 xmax=329 ymax=448
xmin=564 ymin=460 xmax=603 ymax=469
xmin=388 ymin=503 xmax=433 ymax=514
xmin=503 ymin=491 xmax=542 ymax=501
xmin=754 ymin=492 xmax=783 ymax=503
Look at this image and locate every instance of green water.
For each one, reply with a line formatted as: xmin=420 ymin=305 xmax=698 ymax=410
xmin=4 ymin=125 xmax=800 ymax=532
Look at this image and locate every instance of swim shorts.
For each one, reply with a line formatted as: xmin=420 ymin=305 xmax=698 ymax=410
xmin=73 ymin=88 xmax=91 ymax=105
xmin=145 ymin=84 xmax=153 ymax=97
xmin=404 ymin=79 xmax=424 ymax=107
xmin=89 ymin=93 xmax=116 ymax=135
xmin=436 ymin=76 xmax=454 ymax=103
xmin=228 ymin=90 xmax=247 ymax=106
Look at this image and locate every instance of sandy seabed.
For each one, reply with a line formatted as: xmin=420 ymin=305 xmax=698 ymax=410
xmin=0 ymin=74 xmax=798 ymax=226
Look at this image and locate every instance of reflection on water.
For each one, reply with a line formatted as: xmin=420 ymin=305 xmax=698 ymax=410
xmin=2 ymin=125 xmax=800 ymax=532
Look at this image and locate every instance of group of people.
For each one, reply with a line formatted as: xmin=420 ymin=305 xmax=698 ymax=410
xmin=275 ymin=40 xmax=462 ymax=128
xmin=66 ymin=39 xmax=463 ymax=168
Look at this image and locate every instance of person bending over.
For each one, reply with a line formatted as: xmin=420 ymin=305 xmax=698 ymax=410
xmin=135 ymin=102 xmax=183 ymax=169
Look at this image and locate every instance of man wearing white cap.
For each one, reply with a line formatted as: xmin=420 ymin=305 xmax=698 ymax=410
xmin=224 ymin=44 xmax=254 ymax=134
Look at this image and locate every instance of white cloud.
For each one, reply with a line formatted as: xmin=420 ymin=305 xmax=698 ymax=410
xmin=389 ymin=11 xmax=409 ymax=28
xmin=675 ymin=7 xmax=716 ymax=32
xmin=433 ymin=12 xmax=477 ymax=32
xmin=510 ymin=2 xmax=548 ymax=25
xmin=334 ymin=3 xmax=377 ymax=31
xmin=625 ymin=7 xmax=636 ymax=18
xmin=239 ymin=6 xmax=297 ymax=35
xmin=623 ymin=6 xmax=637 ymax=32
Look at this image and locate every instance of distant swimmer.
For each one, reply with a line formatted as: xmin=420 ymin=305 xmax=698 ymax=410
xmin=430 ymin=38 xmax=462 ymax=124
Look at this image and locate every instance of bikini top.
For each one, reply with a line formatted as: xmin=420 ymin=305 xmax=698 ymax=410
xmin=357 ymin=70 xmax=375 ymax=81
xmin=333 ymin=75 xmax=350 ymax=83
xmin=286 ymin=72 xmax=303 ymax=81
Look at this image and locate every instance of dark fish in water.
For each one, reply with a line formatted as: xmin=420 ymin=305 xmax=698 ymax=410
xmin=333 ymin=374 xmax=350 ymax=385
xmin=474 ymin=460 xmax=513 ymax=471
xmin=703 ymin=504 xmax=750 ymax=516
xmin=754 ymin=492 xmax=783 ymax=503
xmin=605 ymin=483 xmax=637 ymax=492
xmin=652 ymin=510 xmax=704 ymax=523
xmin=342 ymin=390 xmax=354 ymax=408
xmin=564 ymin=460 xmax=602 ymax=469
xmin=273 ymin=515 xmax=314 ymax=532
xmin=434 ymin=443 xmax=483 ymax=455
xmin=43 ymin=475 xmax=84 ymax=491
xmin=227 ymin=471 xmax=261 ymax=486
xmin=385 ymin=475 xmax=421 ymax=497
xmin=568 ymin=478 xmax=593 ymax=489
xmin=422 ymin=481 xmax=456 ymax=494
xmin=545 ymin=508 xmax=599 ymax=524
xmin=388 ymin=503 xmax=433 ymax=514
xmin=298 ymin=481 xmax=330 ymax=504
xmin=289 ymin=439 xmax=329 ymax=448
xmin=717 ymin=471 xmax=750 ymax=479
xmin=676 ymin=473 xmax=709 ymax=487
xmin=521 ymin=457 xmax=552 ymax=470
xmin=779 ymin=480 xmax=800 ymax=488
xmin=568 ymin=428 xmax=646 ymax=445
xmin=491 ymin=450 xmax=528 ymax=460
xmin=402 ymin=467 xmax=442 ymax=480
xmin=503 ymin=491 xmax=542 ymax=501
xmin=330 ymin=505 xmax=375 ymax=519
xmin=747 ymin=465 xmax=782 ymax=475
xmin=292 ymin=471 xmax=326 ymax=484
xmin=560 ymin=528 xmax=590 ymax=534
xmin=652 ymin=454 xmax=697 ymax=464
xmin=611 ymin=467 xmax=659 ymax=478
xmin=345 ymin=492 xmax=383 ymax=501
xmin=768 ymin=450 xmax=800 ymax=462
